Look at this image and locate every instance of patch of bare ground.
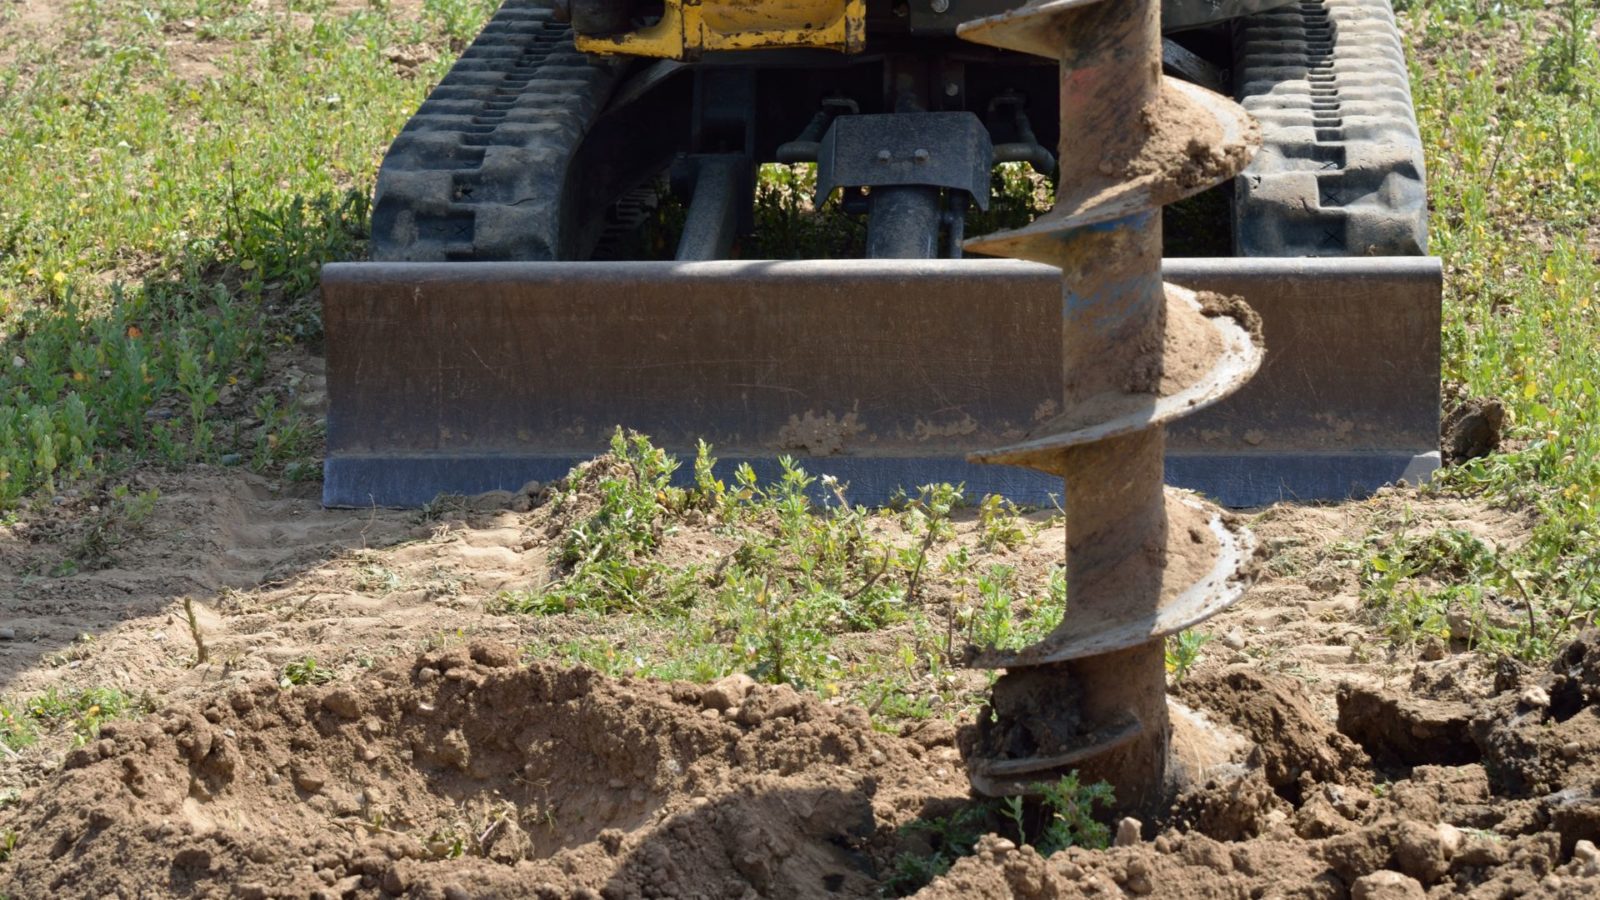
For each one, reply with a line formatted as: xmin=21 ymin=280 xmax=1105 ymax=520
xmin=8 ymin=460 xmax=1595 ymax=898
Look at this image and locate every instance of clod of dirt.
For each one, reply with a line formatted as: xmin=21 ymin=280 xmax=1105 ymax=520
xmin=913 ymin=831 xmax=1339 ymax=899
xmin=0 ymin=642 xmax=964 ymax=898
xmin=1176 ymin=667 xmax=1371 ymax=803
xmin=1197 ymin=291 xmax=1265 ymax=345
xmin=1350 ymin=870 xmax=1425 ymax=899
xmin=1125 ymin=83 xmax=1260 ymax=191
xmin=1469 ymin=632 xmax=1600 ymax=851
xmin=1336 ymin=684 xmax=1480 ymax=769
xmin=1442 ymin=398 xmax=1507 ymax=465
xmin=961 ymin=663 xmax=1087 ymax=764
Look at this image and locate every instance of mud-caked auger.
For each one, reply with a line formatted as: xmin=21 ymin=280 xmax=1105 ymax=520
xmin=954 ymin=0 xmax=1264 ymax=809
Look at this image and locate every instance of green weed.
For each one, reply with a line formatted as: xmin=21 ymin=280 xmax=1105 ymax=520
xmin=279 ymin=656 xmax=336 ymax=688
xmin=493 ymin=429 xmax=708 ymax=616
xmin=1 ymin=685 xmax=133 ymax=750
xmin=1165 ymin=629 xmax=1213 ymax=682
xmin=885 ymin=771 xmax=1115 ymax=895
xmin=976 ymin=493 xmax=1029 ymax=553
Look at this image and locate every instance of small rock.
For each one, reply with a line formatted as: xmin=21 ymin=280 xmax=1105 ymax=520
xmin=1420 ymin=638 xmax=1446 ymax=661
xmin=1446 ymin=610 xmax=1476 ymax=642
xmin=1221 ymin=628 xmax=1246 ymax=650
xmin=1573 ymin=839 xmax=1598 ymax=863
xmin=320 ymin=689 xmax=362 ymax=720
xmin=1574 ymin=839 xmax=1599 ymax=876
xmin=1519 ymin=686 xmax=1551 ymax=709
xmin=1350 ymin=870 xmax=1426 ymax=900
xmin=0 ymin=627 xmax=14 ymax=640
xmin=701 ymin=673 xmax=756 ymax=711
xmin=1436 ymin=823 xmax=1462 ymax=859
xmin=989 ymin=838 xmax=1015 ymax=854
xmin=1562 ymin=741 xmax=1582 ymax=760
xmin=467 ymin=490 xmax=515 ymax=511
xmin=1441 ymin=398 xmax=1505 ymax=465
xmin=1115 ymin=817 xmax=1142 ymax=847
xmin=236 ymin=884 xmax=269 ymax=900
xmin=469 ymin=640 xmax=518 ymax=668
xmin=295 ymin=771 xmax=327 ymax=793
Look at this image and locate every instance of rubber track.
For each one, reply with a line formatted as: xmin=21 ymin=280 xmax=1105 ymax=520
xmin=1232 ymin=0 xmax=1428 ymax=256
xmin=370 ymin=1 xmax=621 ymax=261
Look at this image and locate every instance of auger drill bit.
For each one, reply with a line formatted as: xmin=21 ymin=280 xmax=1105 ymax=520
xmin=956 ymin=0 xmax=1263 ymax=809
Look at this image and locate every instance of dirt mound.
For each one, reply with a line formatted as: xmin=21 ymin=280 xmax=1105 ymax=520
xmin=1177 ymin=667 xmax=1371 ymax=803
xmin=1441 ymin=398 xmax=1507 ymax=465
xmin=911 ymin=643 xmax=1600 ymax=899
xmin=0 ymin=642 xmax=965 ymax=898
xmin=1469 ymin=633 xmax=1600 ymax=852
xmin=13 ymin=634 xmax=1600 ymax=899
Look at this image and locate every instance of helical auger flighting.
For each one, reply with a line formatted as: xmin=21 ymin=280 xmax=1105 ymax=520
xmin=956 ymin=0 xmax=1264 ymax=809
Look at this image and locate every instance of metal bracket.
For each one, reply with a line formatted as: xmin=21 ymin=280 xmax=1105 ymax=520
xmin=815 ymin=112 xmax=994 ymax=210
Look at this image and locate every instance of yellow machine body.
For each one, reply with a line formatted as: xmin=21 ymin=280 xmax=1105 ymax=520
xmin=574 ymin=0 xmax=866 ymax=59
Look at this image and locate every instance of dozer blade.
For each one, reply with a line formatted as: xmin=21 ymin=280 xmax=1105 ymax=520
xmin=320 ymin=256 xmax=1439 ymax=508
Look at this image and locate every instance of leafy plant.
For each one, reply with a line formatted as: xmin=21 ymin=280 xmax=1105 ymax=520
xmin=884 ymin=771 xmax=1114 ymax=895
xmin=279 ymin=657 xmax=336 ymax=688
xmin=977 ymin=494 xmax=1029 ymax=552
xmin=1165 ymin=629 xmax=1213 ymax=682
xmin=1 ymin=685 xmax=133 ymax=749
xmin=1030 ymin=771 xmax=1116 ymax=855
xmin=495 ymin=429 xmax=709 ymax=616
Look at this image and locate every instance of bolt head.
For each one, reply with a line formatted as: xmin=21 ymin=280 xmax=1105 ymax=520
xmin=876 ymin=149 xmax=892 ymax=162
xmin=945 ymin=82 xmax=960 ymax=97
xmin=931 ymin=0 xmax=950 ymax=12
xmin=913 ymin=148 xmax=930 ymax=163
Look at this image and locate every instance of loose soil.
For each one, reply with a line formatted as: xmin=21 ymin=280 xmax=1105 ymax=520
xmin=2 ymin=463 xmax=1591 ymax=899
xmin=3 ymin=645 xmax=967 ymax=898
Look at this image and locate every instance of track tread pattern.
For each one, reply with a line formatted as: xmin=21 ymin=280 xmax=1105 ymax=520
xmin=1233 ymin=0 xmax=1428 ymax=256
xmin=370 ymin=0 xmax=620 ymax=261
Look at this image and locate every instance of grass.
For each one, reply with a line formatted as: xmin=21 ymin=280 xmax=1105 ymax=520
xmin=1347 ymin=0 xmax=1600 ymax=658
xmin=0 ymin=0 xmax=504 ymax=507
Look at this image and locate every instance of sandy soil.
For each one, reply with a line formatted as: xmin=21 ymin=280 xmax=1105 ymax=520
xmin=3 ymin=459 xmax=1589 ymax=898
